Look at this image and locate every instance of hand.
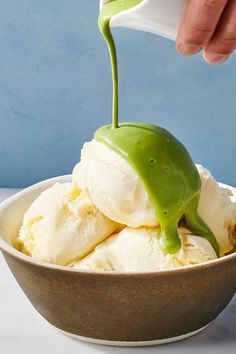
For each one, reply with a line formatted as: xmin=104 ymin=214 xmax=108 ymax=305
xmin=176 ymin=0 xmax=236 ymax=64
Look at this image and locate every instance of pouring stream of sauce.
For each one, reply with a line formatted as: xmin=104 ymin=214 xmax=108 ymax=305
xmin=98 ymin=0 xmax=142 ymax=128
xmin=97 ymin=0 xmax=219 ymax=255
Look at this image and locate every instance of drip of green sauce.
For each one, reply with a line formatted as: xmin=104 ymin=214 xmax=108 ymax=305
xmin=98 ymin=1 xmax=219 ymax=256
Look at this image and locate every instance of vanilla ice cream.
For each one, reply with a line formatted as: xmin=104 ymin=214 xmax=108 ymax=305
xmin=73 ymin=140 xmax=236 ymax=255
xmin=73 ymin=139 xmax=157 ymax=227
xmin=17 ymin=139 xmax=236 ymax=269
xmin=75 ymin=226 xmax=217 ymax=271
xmin=197 ymin=165 xmax=236 ymax=256
xmin=17 ymin=182 xmax=119 ymax=266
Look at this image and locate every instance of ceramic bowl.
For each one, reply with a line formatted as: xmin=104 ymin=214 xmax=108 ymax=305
xmin=0 ymin=176 xmax=236 ymax=346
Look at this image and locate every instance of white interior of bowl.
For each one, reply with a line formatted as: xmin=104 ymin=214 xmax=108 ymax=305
xmin=0 ymin=175 xmax=235 ymax=273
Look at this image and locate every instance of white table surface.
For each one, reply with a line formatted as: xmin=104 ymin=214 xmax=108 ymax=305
xmin=0 ymin=189 xmax=236 ymax=354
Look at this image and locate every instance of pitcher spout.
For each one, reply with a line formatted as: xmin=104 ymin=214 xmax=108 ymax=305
xmin=99 ymin=0 xmax=189 ymax=41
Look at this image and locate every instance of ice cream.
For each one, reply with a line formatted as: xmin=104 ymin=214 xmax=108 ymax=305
xmin=73 ymin=139 xmax=236 ymax=256
xmin=73 ymin=139 xmax=157 ymax=227
xmin=17 ymin=140 xmax=236 ymax=269
xmin=74 ymin=226 xmax=217 ymax=271
xmin=197 ymin=165 xmax=236 ymax=256
xmin=17 ymin=138 xmax=236 ymax=269
xmin=17 ymin=182 xmax=119 ymax=266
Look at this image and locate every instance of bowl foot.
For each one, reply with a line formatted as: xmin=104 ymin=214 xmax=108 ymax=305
xmin=55 ymin=323 xmax=211 ymax=347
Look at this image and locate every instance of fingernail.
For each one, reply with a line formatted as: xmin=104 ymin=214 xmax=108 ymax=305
xmin=204 ymin=52 xmax=229 ymax=64
xmin=177 ymin=44 xmax=201 ymax=56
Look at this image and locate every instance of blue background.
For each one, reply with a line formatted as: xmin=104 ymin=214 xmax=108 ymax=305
xmin=0 ymin=0 xmax=235 ymax=187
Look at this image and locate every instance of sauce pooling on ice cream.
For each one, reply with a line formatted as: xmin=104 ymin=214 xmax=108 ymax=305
xmin=95 ymin=124 xmax=219 ymax=255
xmin=97 ymin=1 xmax=219 ymax=255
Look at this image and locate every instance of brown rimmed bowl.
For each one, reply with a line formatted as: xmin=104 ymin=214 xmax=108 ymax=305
xmin=0 ymin=175 xmax=236 ymax=346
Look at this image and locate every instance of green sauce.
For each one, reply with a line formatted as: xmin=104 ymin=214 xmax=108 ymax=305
xmin=97 ymin=1 xmax=219 ymax=256
xmin=98 ymin=0 xmax=142 ymax=128
xmin=95 ymin=124 xmax=219 ymax=255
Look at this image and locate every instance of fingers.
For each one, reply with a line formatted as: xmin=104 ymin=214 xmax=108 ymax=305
xmin=176 ymin=0 xmax=228 ymax=56
xmin=204 ymin=0 xmax=236 ymax=64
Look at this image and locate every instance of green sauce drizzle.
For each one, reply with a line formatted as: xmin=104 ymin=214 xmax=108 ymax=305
xmin=98 ymin=0 xmax=143 ymax=128
xmin=97 ymin=1 xmax=219 ymax=256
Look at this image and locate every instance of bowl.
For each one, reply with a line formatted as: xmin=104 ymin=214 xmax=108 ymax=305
xmin=0 ymin=175 xmax=236 ymax=347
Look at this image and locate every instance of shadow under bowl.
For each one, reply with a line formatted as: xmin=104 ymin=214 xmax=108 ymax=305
xmin=0 ymin=175 xmax=236 ymax=346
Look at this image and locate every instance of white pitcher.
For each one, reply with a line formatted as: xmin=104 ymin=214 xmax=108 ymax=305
xmin=99 ymin=0 xmax=189 ymax=40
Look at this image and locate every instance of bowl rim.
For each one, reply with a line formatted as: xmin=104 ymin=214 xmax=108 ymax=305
xmin=0 ymin=175 xmax=235 ymax=277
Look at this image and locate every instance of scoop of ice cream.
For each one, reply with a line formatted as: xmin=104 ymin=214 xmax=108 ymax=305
xmin=196 ymin=165 xmax=236 ymax=256
xmin=73 ymin=139 xmax=157 ymax=227
xmin=75 ymin=226 xmax=217 ymax=271
xmin=73 ymin=140 xmax=236 ymax=255
xmin=17 ymin=182 xmax=118 ymax=266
